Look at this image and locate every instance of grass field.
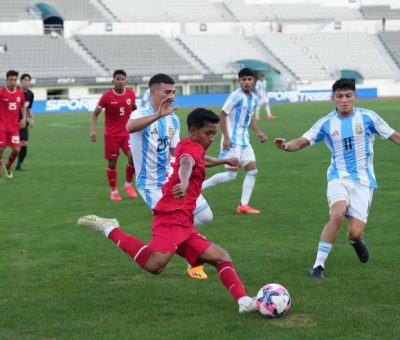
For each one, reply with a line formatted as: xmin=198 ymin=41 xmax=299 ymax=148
xmin=1 ymin=99 xmax=399 ymax=339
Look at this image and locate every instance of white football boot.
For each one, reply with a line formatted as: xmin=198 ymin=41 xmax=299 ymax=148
xmin=77 ymin=215 xmax=119 ymax=235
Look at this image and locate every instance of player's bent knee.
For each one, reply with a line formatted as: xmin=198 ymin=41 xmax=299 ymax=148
xmin=144 ymin=262 xmax=166 ymax=275
xmin=227 ymin=171 xmax=238 ymax=180
xmin=330 ymin=210 xmax=345 ymax=224
xmin=246 ymin=168 xmax=258 ymax=176
xmin=195 ymin=207 xmax=213 ymax=225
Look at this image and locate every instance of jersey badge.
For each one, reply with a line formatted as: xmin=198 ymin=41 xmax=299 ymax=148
xmin=355 ymin=123 xmax=364 ymax=135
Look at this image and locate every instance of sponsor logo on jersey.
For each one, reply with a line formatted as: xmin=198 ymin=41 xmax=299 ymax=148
xmin=126 ymin=99 xmax=131 ymax=105
xmin=331 ymin=130 xmax=340 ymax=138
xmin=151 ymin=127 xmax=159 ymax=135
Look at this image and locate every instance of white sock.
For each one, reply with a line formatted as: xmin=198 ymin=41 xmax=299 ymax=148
xmin=240 ymin=169 xmax=257 ymax=205
xmin=238 ymin=296 xmax=253 ymax=306
xmin=202 ymin=171 xmax=237 ymax=190
xmin=124 ymin=182 xmax=131 ymax=187
xmin=266 ymin=104 xmax=272 ymax=116
xmin=313 ymin=241 xmax=333 ymax=268
xmin=103 ymin=225 xmax=118 ymax=238
xmin=111 ymin=189 xmax=119 ymax=194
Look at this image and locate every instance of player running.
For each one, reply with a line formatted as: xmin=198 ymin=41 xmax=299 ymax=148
xmin=255 ymin=73 xmax=275 ymax=121
xmin=126 ymin=73 xmax=239 ymax=279
xmin=274 ymin=78 xmax=400 ymax=279
xmin=78 ymin=108 xmax=257 ymax=313
xmin=90 ymin=69 xmax=137 ymax=201
xmin=0 ymin=70 xmax=26 ymax=180
xmin=202 ymin=68 xmax=267 ymax=214
xmin=16 ymin=73 xmax=35 ymax=171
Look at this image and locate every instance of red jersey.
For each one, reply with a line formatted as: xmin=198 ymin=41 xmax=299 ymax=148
xmin=97 ymin=88 xmax=136 ymax=136
xmin=0 ymin=87 xmax=25 ymax=131
xmin=153 ymin=138 xmax=205 ymax=218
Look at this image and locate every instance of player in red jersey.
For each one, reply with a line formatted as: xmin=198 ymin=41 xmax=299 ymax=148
xmin=78 ymin=108 xmax=257 ymax=313
xmin=0 ymin=70 xmax=26 ymax=180
xmin=90 ymin=70 xmax=137 ymax=201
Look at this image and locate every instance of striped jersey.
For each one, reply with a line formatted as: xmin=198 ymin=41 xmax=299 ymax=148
xmin=221 ymin=88 xmax=258 ymax=147
xmin=129 ymin=103 xmax=180 ymax=189
xmin=302 ymin=107 xmax=394 ymax=189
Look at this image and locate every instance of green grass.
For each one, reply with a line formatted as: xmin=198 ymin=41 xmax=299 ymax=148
xmin=1 ymin=99 xmax=399 ymax=339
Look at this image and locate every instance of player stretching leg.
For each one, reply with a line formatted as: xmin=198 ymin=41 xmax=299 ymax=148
xmin=0 ymin=70 xmax=27 ymax=180
xmin=90 ymin=70 xmax=137 ymax=201
xmin=78 ymin=108 xmax=256 ymax=313
xmin=275 ymin=78 xmax=400 ymax=279
xmin=202 ymin=68 xmax=267 ymax=214
xmin=126 ymin=74 xmax=238 ymax=279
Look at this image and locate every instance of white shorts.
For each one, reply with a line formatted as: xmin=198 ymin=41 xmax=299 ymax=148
xmin=219 ymin=145 xmax=255 ymax=168
xmin=327 ymin=178 xmax=373 ymax=223
xmin=137 ymin=187 xmax=210 ymax=217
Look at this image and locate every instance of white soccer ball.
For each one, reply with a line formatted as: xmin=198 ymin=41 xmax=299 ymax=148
xmin=256 ymin=283 xmax=291 ymax=318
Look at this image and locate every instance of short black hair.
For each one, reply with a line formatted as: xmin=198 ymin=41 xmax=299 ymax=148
xmin=149 ymin=73 xmax=175 ymax=88
xmin=6 ymin=70 xmax=18 ymax=79
xmin=20 ymin=73 xmax=31 ymax=81
xmin=238 ymin=68 xmax=254 ymax=79
xmin=332 ymin=78 xmax=356 ymax=92
xmin=187 ymin=108 xmax=219 ymax=131
xmin=113 ymin=69 xmax=127 ymax=78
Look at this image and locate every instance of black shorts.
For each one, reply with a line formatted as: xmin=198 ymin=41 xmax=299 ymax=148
xmin=19 ymin=127 xmax=29 ymax=142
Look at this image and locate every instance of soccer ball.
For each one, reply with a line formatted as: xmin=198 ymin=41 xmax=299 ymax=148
xmin=256 ymin=283 xmax=291 ymax=318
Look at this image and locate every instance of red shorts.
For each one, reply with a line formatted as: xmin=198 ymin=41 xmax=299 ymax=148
xmin=149 ymin=212 xmax=212 ymax=267
xmin=104 ymin=134 xmax=130 ymax=160
xmin=0 ymin=130 xmax=20 ymax=148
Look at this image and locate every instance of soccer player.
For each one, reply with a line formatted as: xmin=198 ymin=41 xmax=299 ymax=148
xmin=90 ymin=69 xmax=137 ymax=201
xmin=0 ymin=70 xmax=26 ymax=180
xmin=126 ymin=73 xmax=239 ymax=279
xmin=202 ymin=68 xmax=267 ymax=214
xmin=78 ymin=108 xmax=257 ymax=313
xmin=255 ymin=73 xmax=275 ymax=121
xmin=16 ymin=73 xmax=35 ymax=171
xmin=274 ymin=78 xmax=400 ymax=279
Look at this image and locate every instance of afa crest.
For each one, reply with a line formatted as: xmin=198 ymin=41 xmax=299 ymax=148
xmin=355 ymin=123 xmax=364 ymax=135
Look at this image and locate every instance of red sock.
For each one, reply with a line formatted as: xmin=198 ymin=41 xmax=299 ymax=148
xmin=216 ymin=261 xmax=248 ymax=301
xmin=6 ymin=151 xmax=18 ymax=169
xmin=107 ymin=167 xmax=117 ymax=191
xmin=125 ymin=163 xmax=135 ymax=185
xmin=109 ymin=229 xmax=150 ymax=268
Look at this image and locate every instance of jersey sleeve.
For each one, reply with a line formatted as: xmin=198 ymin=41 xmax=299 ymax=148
xmin=170 ymin=114 xmax=180 ymax=148
xmin=302 ymin=117 xmax=328 ymax=145
xmin=20 ymin=92 xmax=26 ymax=107
xmin=179 ymin=141 xmax=203 ymax=165
xmin=97 ymin=93 xmax=107 ymax=109
xmin=368 ymin=111 xmax=395 ymax=139
xmin=222 ymin=91 xmax=241 ymax=115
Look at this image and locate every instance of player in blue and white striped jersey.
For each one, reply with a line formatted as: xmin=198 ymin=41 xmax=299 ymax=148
xmin=127 ymin=73 xmax=239 ymax=280
xmin=275 ymin=78 xmax=400 ymax=279
xmin=202 ymin=68 xmax=267 ymax=214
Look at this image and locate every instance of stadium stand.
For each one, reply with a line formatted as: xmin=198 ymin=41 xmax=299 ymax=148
xmin=224 ymin=2 xmax=363 ymax=22
xmin=379 ymin=31 xmax=400 ymax=67
xmin=360 ymin=6 xmax=400 ymax=20
xmin=258 ymin=33 xmax=398 ymax=80
xmin=177 ymin=35 xmax=269 ymax=74
xmin=75 ymin=35 xmax=201 ymax=76
xmin=101 ymin=0 xmax=227 ymax=22
xmin=0 ymin=0 xmax=106 ymax=22
xmin=0 ymin=35 xmax=97 ymax=78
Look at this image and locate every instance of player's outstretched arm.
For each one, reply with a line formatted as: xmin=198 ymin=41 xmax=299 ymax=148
xmin=173 ymin=156 xmax=194 ymax=199
xmin=389 ymin=131 xmax=400 ymax=144
xmin=274 ymin=137 xmax=310 ymax=152
xmin=220 ymin=111 xmax=231 ymax=150
xmin=204 ymin=155 xmax=240 ymax=168
xmin=90 ymin=106 xmax=102 ymax=142
xmin=126 ymin=96 xmax=177 ymax=133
